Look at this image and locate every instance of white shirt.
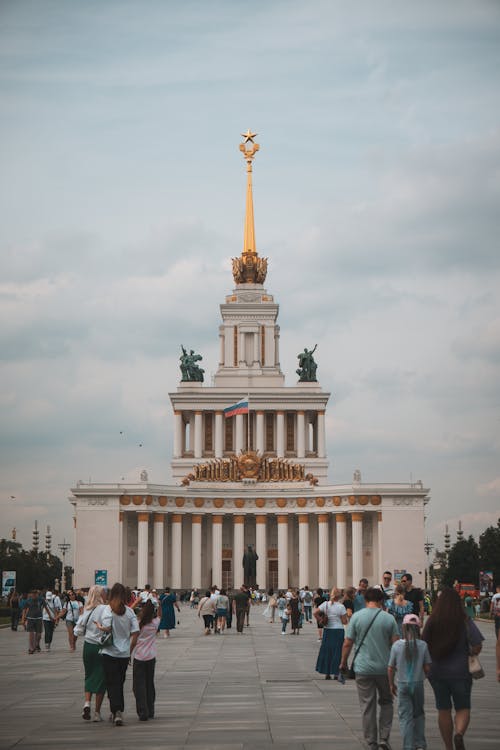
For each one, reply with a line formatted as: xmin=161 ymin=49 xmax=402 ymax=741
xmin=42 ymin=595 xmax=62 ymax=622
xmin=318 ymin=601 xmax=347 ymax=629
xmin=100 ymin=605 xmax=139 ymax=658
xmin=74 ymin=603 xmax=108 ymax=644
xmin=64 ymin=600 xmax=82 ymax=623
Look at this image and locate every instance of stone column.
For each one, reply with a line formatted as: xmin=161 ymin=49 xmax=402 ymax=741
xmin=171 ymin=514 xmax=182 ymax=590
xmin=318 ymin=513 xmax=329 ymax=590
xmin=277 ymin=515 xmax=288 ymax=589
xmin=215 ymin=411 xmax=223 ymax=458
xmin=255 ymin=515 xmax=267 ymax=590
xmin=377 ymin=511 xmax=383 ymax=584
xmin=235 ymin=414 xmax=244 ymax=453
xmin=118 ymin=511 xmax=124 ymax=582
xmin=212 ymin=515 xmax=223 ymax=587
xmin=194 ymin=411 xmax=203 ymax=458
xmin=173 ymin=411 xmax=183 ymax=458
xmin=256 ymin=411 xmax=265 ymax=454
xmin=276 ymin=411 xmax=285 ymax=457
xmin=153 ymin=513 xmax=164 ymax=589
xmin=191 ymin=515 xmax=202 ymax=589
xmin=297 ymin=411 xmax=305 ymax=458
xmin=336 ymin=513 xmax=347 ymax=589
xmin=298 ymin=515 xmax=309 ymax=587
xmin=317 ymin=410 xmax=326 ymax=458
xmin=137 ymin=512 xmax=149 ymax=589
xmin=233 ymin=515 xmax=245 ymax=589
xmin=351 ymin=512 xmax=364 ymax=586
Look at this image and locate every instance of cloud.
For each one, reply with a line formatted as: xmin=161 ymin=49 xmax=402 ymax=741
xmin=477 ymin=478 xmax=500 ymax=497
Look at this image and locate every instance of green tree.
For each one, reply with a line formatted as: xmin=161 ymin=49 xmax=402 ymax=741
xmin=442 ymin=535 xmax=480 ymax=588
xmin=479 ymin=518 xmax=500 ymax=586
xmin=0 ymin=540 xmax=62 ymax=595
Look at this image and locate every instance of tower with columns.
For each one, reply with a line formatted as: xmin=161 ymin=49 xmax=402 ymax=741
xmin=70 ymin=133 xmax=430 ymax=591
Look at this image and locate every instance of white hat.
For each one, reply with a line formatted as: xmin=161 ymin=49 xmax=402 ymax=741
xmin=46 ymin=591 xmax=53 ymax=599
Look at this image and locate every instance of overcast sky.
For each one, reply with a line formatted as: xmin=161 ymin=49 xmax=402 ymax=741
xmin=1 ymin=1 xmax=499 ymax=561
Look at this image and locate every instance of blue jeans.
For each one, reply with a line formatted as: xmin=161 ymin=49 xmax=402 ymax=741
xmin=397 ymin=681 xmax=426 ymax=750
xmin=304 ymin=604 xmax=312 ymax=622
xmin=281 ymin=617 xmax=288 ymax=633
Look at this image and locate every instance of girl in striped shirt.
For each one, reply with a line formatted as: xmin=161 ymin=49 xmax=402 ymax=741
xmin=132 ymin=600 xmax=160 ymax=721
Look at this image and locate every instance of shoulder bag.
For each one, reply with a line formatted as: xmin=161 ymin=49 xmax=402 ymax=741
xmin=465 ymin=619 xmax=484 ymax=679
xmin=346 ymin=608 xmax=382 ymax=679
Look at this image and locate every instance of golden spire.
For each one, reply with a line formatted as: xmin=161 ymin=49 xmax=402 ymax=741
xmin=232 ymin=131 xmax=268 ymax=285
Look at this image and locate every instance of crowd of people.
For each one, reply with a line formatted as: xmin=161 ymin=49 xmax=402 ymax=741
xmin=5 ymin=575 xmax=499 ymax=747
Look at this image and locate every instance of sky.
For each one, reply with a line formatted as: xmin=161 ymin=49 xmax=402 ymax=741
xmin=1 ymin=0 xmax=499 ymax=562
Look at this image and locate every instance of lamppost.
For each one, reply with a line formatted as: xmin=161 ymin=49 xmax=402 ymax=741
xmin=424 ymin=540 xmax=434 ymax=592
xmin=58 ymin=539 xmax=71 ymax=592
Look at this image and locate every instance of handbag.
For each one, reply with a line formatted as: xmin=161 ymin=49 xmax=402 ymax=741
xmin=98 ymin=614 xmax=114 ymax=648
xmin=465 ymin=619 xmax=485 ymax=679
xmin=346 ymin=608 xmax=382 ymax=679
xmin=468 ymin=654 xmax=484 ymax=680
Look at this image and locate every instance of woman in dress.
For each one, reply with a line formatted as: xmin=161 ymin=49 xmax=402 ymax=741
xmin=215 ymin=588 xmax=230 ymax=634
xmin=73 ymin=585 xmax=107 ymax=722
xmin=98 ymin=582 xmax=140 ymax=726
xmin=289 ymin=589 xmax=301 ymax=635
xmin=159 ymin=587 xmax=180 ymax=638
xmin=315 ymin=587 xmax=348 ymax=680
xmin=132 ymin=600 xmax=160 ymax=721
xmin=386 ymin=584 xmax=413 ymax=636
xmin=62 ymin=590 xmax=83 ymax=651
xmin=422 ymin=587 xmax=484 ymax=750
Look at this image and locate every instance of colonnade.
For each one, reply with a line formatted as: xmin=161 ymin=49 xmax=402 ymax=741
xmin=125 ymin=510 xmax=382 ymax=591
xmin=172 ymin=410 xmax=326 ymax=458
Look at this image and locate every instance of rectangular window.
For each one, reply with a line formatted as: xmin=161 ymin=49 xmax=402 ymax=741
xmin=286 ymin=412 xmax=295 ymax=453
xmin=225 ymin=417 xmax=233 ymax=453
xmin=265 ymin=412 xmax=274 ymax=453
xmin=204 ymin=412 xmax=213 ymax=453
xmin=233 ymin=326 xmax=238 ymax=367
xmin=261 ymin=325 xmax=265 ymax=365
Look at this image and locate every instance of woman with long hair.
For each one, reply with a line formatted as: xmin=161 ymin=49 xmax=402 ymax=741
xmin=215 ymin=588 xmax=230 ymax=634
xmin=97 ymin=582 xmax=140 ymax=726
xmin=315 ymin=587 xmax=348 ymax=680
xmin=73 ymin=585 xmax=108 ymax=722
xmin=132 ymin=600 xmax=160 ymax=721
xmin=422 ymin=587 xmax=484 ymax=750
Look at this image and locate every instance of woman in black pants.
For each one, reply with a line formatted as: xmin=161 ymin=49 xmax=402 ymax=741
xmin=97 ymin=583 xmax=140 ymax=726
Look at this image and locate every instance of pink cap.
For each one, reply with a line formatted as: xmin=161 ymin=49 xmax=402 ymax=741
xmin=403 ymin=613 xmax=420 ymax=626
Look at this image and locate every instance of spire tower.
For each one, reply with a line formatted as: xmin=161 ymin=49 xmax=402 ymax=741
xmin=232 ymin=130 xmax=268 ymax=284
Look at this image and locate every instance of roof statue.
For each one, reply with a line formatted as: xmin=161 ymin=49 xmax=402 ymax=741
xmin=232 ymin=130 xmax=268 ymax=285
xmin=179 ymin=346 xmax=204 ymax=382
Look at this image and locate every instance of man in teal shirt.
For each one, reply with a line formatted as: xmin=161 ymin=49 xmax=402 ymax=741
xmin=340 ymin=587 xmax=399 ymax=750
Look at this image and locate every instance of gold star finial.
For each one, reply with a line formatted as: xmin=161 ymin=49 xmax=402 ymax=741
xmin=241 ymin=129 xmax=257 ymax=144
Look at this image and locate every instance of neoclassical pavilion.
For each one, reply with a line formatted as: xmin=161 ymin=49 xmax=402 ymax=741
xmin=71 ymin=132 xmax=429 ymax=591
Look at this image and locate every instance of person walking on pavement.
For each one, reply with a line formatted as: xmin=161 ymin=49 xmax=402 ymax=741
xmin=73 ymin=585 xmax=108 ymax=722
xmin=42 ymin=591 xmax=62 ymax=651
xmin=340 ymin=586 xmax=399 ymax=750
xmin=233 ymin=585 xmax=249 ymax=634
xmin=401 ymin=574 xmax=424 ymax=626
xmin=132 ymin=599 xmax=160 ymax=721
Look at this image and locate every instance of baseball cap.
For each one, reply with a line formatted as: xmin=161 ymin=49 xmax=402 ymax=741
xmin=403 ymin=614 xmax=420 ymax=626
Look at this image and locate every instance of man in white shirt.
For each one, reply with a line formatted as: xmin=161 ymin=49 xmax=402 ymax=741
xmin=379 ymin=572 xmax=395 ymax=602
xmin=490 ymin=585 xmax=500 ymax=640
xmin=42 ymin=591 xmax=62 ymax=651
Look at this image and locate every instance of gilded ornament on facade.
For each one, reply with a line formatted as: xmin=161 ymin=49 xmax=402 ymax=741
xmin=132 ymin=495 xmax=143 ymax=506
xmin=158 ymin=496 xmax=167 ymax=506
xmin=370 ymin=495 xmax=382 ymax=505
xmin=297 ymin=497 xmax=307 ymax=507
xmin=175 ymin=497 xmax=185 ymax=507
xmin=120 ymin=495 xmax=130 ymax=505
xmin=359 ymin=495 xmax=368 ymax=505
xmin=333 ymin=496 xmax=342 ymax=506
xmin=316 ymin=497 xmax=326 ymax=507
xmin=180 ymin=451 xmax=318 ymax=486
xmin=194 ymin=497 xmax=205 ymax=508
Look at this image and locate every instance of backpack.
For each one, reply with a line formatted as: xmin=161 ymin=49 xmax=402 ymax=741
xmin=304 ymin=591 xmax=313 ymax=604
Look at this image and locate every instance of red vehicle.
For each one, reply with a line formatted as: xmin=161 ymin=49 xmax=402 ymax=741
xmin=454 ymin=582 xmax=480 ymax=599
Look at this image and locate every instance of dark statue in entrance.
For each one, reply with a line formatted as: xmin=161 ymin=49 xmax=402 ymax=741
xmin=242 ymin=544 xmax=259 ymax=587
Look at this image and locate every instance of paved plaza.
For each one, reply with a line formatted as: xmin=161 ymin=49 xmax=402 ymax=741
xmin=0 ymin=607 xmax=498 ymax=749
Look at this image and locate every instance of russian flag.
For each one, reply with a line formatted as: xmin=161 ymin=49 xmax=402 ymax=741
xmin=224 ymin=400 xmax=249 ymax=418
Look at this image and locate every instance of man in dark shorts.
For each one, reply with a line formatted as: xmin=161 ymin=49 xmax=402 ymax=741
xmin=401 ymin=573 xmax=424 ymax=626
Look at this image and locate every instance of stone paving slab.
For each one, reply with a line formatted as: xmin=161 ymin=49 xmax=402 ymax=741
xmin=0 ymin=609 xmax=498 ymax=749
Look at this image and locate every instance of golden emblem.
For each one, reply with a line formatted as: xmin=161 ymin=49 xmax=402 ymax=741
xmin=237 ymin=450 xmax=261 ymax=478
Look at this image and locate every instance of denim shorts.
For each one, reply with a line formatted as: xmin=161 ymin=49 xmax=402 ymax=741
xmin=429 ymin=677 xmax=472 ymax=711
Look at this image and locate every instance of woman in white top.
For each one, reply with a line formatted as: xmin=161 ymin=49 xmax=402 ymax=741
xmin=62 ymin=590 xmax=83 ymax=652
xmin=314 ymin=587 xmax=348 ymax=680
xmin=73 ymin=585 xmax=108 ymax=722
xmin=96 ymin=582 xmax=140 ymax=726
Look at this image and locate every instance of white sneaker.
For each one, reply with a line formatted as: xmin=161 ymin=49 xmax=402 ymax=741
xmin=113 ymin=711 xmax=123 ymax=726
xmin=93 ymin=712 xmax=103 ymax=722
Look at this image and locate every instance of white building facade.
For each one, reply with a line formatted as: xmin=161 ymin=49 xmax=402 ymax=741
xmin=70 ymin=134 xmax=429 ymax=590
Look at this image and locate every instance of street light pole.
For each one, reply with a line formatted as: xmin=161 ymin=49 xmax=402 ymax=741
xmin=58 ymin=539 xmax=71 ymax=592
xmin=424 ymin=540 xmax=434 ymax=592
